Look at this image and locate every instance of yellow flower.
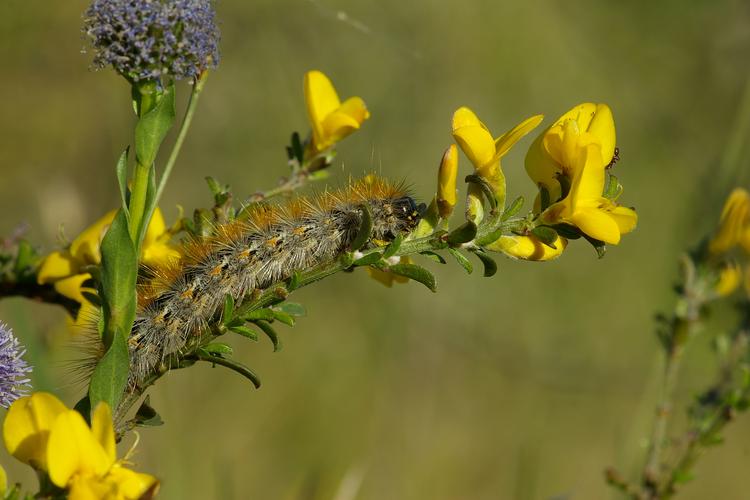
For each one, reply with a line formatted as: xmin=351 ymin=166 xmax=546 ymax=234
xmin=304 ymin=70 xmax=370 ymax=153
xmin=37 ymin=208 xmax=180 ymax=305
xmin=714 ymin=262 xmax=742 ymax=297
xmin=3 ymin=392 xmax=157 ymax=500
xmin=437 ymin=144 xmax=459 ymax=219
xmin=709 ymin=188 xmax=750 ymax=256
xmin=525 ymin=103 xmax=616 ymax=202
xmin=485 ymin=234 xmax=566 ymax=261
xmin=452 ymin=107 xmax=543 ymax=208
xmin=366 ymin=256 xmax=412 ymax=287
xmin=541 ymin=144 xmax=637 ymax=245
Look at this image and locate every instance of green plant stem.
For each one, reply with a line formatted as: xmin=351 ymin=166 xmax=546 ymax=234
xmin=128 ymin=162 xmax=151 ymax=242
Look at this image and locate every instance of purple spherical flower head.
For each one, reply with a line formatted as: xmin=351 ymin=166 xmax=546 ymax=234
xmin=83 ymin=0 xmax=220 ymax=82
xmin=0 ymin=322 xmax=32 ymax=408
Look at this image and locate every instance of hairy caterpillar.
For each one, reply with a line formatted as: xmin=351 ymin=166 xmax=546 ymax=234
xmin=125 ymin=177 xmax=420 ymax=386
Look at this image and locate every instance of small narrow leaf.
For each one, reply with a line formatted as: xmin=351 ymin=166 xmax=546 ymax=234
xmin=583 ymin=234 xmax=607 ymax=258
xmin=530 ymin=226 xmax=559 ymax=248
xmin=229 ymin=325 xmax=259 ymax=341
xmin=465 ymin=174 xmax=498 ymax=211
xmin=196 ymin=354 xmax=261 ymax=389
xmin=100 ymin=209 xmax=137 ymax=347
xmin=382 ymin=234 xmax=403 ymax=259
xmin=539 ymin=185 xmax=551 ymax=211
xmin=272 ymin=310 xmax=295 ymax=327
xmin=349 ymin=204 xmax=373 ymax=251
xmin=446 ymin=221 xmax=477 ymax=245
xmin=275 ymin=302 xmax=306 ymax=317
xmin=242 ymin=308 xmax=275 ymax=321
xmin=473 ymin=251 xmax=498 ymax=277
xmin=134 ymin=83 xmax=176 ymax=167
xmin=420 ymin=251 xmax=447 ymax=264
xmin=134 ymin=396 xmax=164 ymax=427
xmin=550 ymin=223 xmax=582 ymax=240
xmin=354 ymin=252 xmax=382 ymax=267
xmin=501 ymin=196 xmax=524 ymax=221
xmin=288 ymin=271 xmax=302 ymax=290
xmin=389 ymin=263 xmax=437 ymax=292
xmin=447 ymin=248 xmax=473 ymax=274
xmin=255 ymin=320 xmax=282 ymax=352
xmin=291 ymin=132 xmax=304 ymax=164
xmin=222 ymin=294 xmax=235 ymax=325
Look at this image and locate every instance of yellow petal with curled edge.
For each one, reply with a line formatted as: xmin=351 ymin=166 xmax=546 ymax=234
xmin=715 ymin=263 xmax=742 ymax=297
xmin=437 ymin=144 xmax=459 ymax=218
xmin=452 ymin=124 xmax=496 ymax=171
xmin=570 ymin=206 xmax=622 ymax=245
xmin=142 ymin=207 xmax=168 ymax=247
xmin=304 ymin=70 xmax=341 ymax=151
xmin=709 ymin=188 xmax=750 ymax=256
xmin=493 ymin=114 xmax=544 ymax=159
xmin=67 ymin=474 xmax=113 ymax=500
xmin=452 ymin=106 xmax=490 ymax=132
xmin=321 ymin=110 xmax=361 ymax=146
xmin=608 ymin=204 xmax=638 ymax=235
xmin=3 ymin=392 xmax=68 ymax=469
xmin=47 ymin=409 xmax=113 ymax=488
xmin=568 ymin=144 xmax=607 ymax=208
xmin=69 ymin=210 xmax=117 ymax=266
xmin=53 ymin=273 xmax=93 ymax=304
xmin=90 ymin=403 xmax=116 ymax=465
xmin=338 ymin=96 xmax=370 ymax=125
xmin=587 ymin=104 xmax=616 ymax=164
xmin=36 ymin=251 xmax=78 ymax=285
xmin=485 ymin=234 xmax=566 ymax=261
xmin=106 ymin=465 xmax=159 ymax=499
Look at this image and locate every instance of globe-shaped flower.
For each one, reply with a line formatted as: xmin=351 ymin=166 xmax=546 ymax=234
xmin=0 ymin=323 xmax=32 ymax=408
xmin=83 ymin=0 xmax=220 ymax=83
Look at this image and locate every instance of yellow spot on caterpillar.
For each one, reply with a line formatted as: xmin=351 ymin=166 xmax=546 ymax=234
xmin=210 ymin=265 xmax=223 ymax=277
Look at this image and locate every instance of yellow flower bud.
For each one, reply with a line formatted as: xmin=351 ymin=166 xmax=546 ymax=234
xmin=484 ymin=234 xmax=566 ymax=261
xmin=437 ymin=144 xmax=458 ymax=219
xmin=709 ymin=188 xmax=750 ymax=256
xmin=366 ymin=256 xmax=412 ymax=287
xmin=714 ymin=262 xmax=742 ymax=297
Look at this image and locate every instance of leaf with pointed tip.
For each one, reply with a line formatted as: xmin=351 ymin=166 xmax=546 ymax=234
xmin=389 ymin=263 xmax=437 ymax=292
xmin=201 ymin=343 xmax=234 ymax=356
xmin=242 ymin=308 xmax=275 ymax=321
xmin=272 ymin=310 xmax=295 ymax=327
xmin=222 ymin=294 xmax=235 ymax=324
xmin=465 ymin=174 xmax=498 ymax=211
xmin=501 ymin=196 xmax=524 ymax=221
xmin=255 ymin=320 xmax=282 ymax=352
xmin=229 ymin=325 xmax=259 ymax=341
xmin=447 ymin=248 xmax=473 ymax=274
xmin=530 ymin=226 xmax=559 ymax=248
xmin=473 ymin=251 xmax=498 ymax=277
xmin=383 ymin=234 xmax=403 ymax=259
xmin=420 ymin=251 xmax=446 ymax=264
xmin=276 ymin=302 xmax=306 ymax=317
xmin=89 ymin=328 xmax=129 ymax=413
xmin=354 ymin=252 xmax=382 ymax=267
xmin=446 ymin=221 xmax=477 ymax=245
xmin=115 ymin=148 xmax=130 ymax=216
xmin=134 ymin=396 xmax=164 ymax=427
xmin=349 ymin=204 xmax=373 ymax=251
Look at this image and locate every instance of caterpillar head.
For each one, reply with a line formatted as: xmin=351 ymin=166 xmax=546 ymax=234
xmin=369 ymin=196 xmax=422 ymax=241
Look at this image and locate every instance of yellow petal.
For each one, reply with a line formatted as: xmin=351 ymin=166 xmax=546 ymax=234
xmin=321 ymin=110 xmax=361 ymax=146
xmin=709 ymin=188 xmax=750 ymax=255
xmin=587 ymin=104 xmax=616 ymax=164
xmin=524 ymin=133 xmax=560 ymax=192
xmin=453 ymin=125 xmax=496 ymax=170
xmin=485 ymin=234 xmax=566 ymax=261
xmin=714 ymin=263 xmax=742 ymax=297
xmin=437 ymin=144 xmax=459 ymax=218
xmin=493 ymin=114 xmax=544 ymax=159
xmin=68 ymin=474 xmax=113 ymax=500
xmin=36 ymin=251 xmax=78 ymax=284
xmin=141 ymin=243 xmax=181 ymax=269
xmin=570 ymin=206 xmax=622 ymax=245
xmin=451 ymin=106 xmax=489 ymax=132
xmin=568 ymin=144 xmax=606 ymax=208
xmin=552 ymin=103 xmax=598 ymax=129
xmin=90 ymin=403 xmax=116 ymax=465
xmin=3 ymin=392 xmax=68 ymax=469
xmin=142 ymin=208 xmax=168 ymax=247
xmin=47 ymin=410 xmax=113 ymax=488
xmin=107 ymin=466 xmax=159 ymax=499
xmin=304 ymin=70 xmax=342 ymax=150
xmin=338 ymin=96 xmax=370 ymax=124
xmin=53 ymin=273 xmax=94 ymax=304
xmin=608 ymin=205 xmax=638 ymax=235
xmin=69 ymin=210 xmax=117 ymax=265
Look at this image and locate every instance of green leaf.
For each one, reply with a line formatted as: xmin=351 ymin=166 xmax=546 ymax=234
xmin=672 ymin=470 xmax=695 ymax=485
xmin=603 ymin=174 xmax=623 ymax=200
xmin=229 ymin=325 xmax=259 ymax=341
xmin=73 ymin=396 xmax=92 ymax=424
xmin=115 ymin=148 xmax=130 ymax=216
xmin=89 ymin=328 xmax=129 ymax=413
xmin=13 ymin=240 xmax=35 ymax=276
xmin=550 ymin=223 xmax=582 ymax=240
xmin=539 ymin=185 xmax=551 ymax=211
xmin=222 ymin=294 xmax=235 ymax=325
xmin=501 ymin=196 xmax=524 ymax=221
xmin=272 ymin=310 xmax=295 ymax=327
xmin=354 ymin=252 xmax=382 ymax=267
xmin=134 ymin=396 xmax=164 ymax=427
xmin=291 ymin=132 xmax=304 ymax=164
xmin=465 ymin=174 xmax=498 ymax=211
xmin=287 ymin=271 xmax=302 ymax=291
xmin=473 ymin=251 xmax=498 ymax=277
xmin=382 ymin=234 xmax=403 ymax=259
xmin=583 ymin=234 xmax=607 ymax=258
xmin=200 ymin=343 xmax=234 ymax=356
xmin=99 ymin=209 xmax=137 ymax=347
xmin=530 ymin=226 xmax=559 ymax=248
xmin=420 ymin=251 xmax=446 ymax=264
xmin=242 ymin=308 xmax=275 ymax=321
xmin=205 ymin=176 xmax=223 ymax=196
xmin=389 ymin=263 xmax=437 ymax=292
xmin=136 ymin=164 xmax=158 ymax=249
xmin=275 ymin=302 xmax=306 ymax=317
xmin=447 ymin=248 xmax=473 ymax=274
xmin=134 ymin=83 xmax=176 ymax=168
xmin=446 ymin=221 xmax=477 ymax=245
xmin=197 ymin=354 xmax=261 ymax=389
xmin=255 ymin=320 xmax=282 ymax=352
xmin=349 ymin=204 xmax=373 ymax=251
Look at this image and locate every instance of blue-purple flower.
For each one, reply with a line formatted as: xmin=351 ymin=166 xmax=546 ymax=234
xmin=0 ymin=322 xmax=32 ymax=408
xmin=83 ymin=0 xmax=220 ymax=83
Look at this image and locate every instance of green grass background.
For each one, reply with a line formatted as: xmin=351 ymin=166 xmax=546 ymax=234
xmin=2 ymin=0 xmax=750 ymax=498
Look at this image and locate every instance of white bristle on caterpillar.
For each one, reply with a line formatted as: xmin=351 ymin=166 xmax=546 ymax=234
xmin=125 ymin=177 xmax=420 ymax=386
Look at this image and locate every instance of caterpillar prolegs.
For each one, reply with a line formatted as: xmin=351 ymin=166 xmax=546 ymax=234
xmin=127 ymin=177 xmax=420 ymax=386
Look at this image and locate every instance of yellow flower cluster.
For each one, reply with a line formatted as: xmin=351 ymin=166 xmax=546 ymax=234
xmin=37 ymin=208 xmax=179 ymax=322
xmin=708 ymin=188 xmax=750 ymax=297
xmin=445 ymin=102 xmax=637 ymax=261
xmin=2 ymin=392 xmax=157 ymax=499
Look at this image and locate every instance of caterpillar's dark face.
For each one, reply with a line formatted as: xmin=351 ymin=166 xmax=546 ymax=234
xmin=368 ymin=196 xmax=422 ymax=241
xmin=393 ymin=196 xmax=422 ymax=231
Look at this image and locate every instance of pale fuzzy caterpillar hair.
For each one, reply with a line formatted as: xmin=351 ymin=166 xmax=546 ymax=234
xmin=124 ymin=176 xmax=420 ymax=386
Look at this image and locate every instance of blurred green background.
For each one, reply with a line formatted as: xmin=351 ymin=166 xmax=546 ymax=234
xmin=2 ymin=0 xmax=750 ymax=498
